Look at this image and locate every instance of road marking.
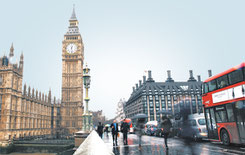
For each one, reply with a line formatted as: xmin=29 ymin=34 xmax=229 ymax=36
xmin=223 ymin=149 xmax=245 ymax=155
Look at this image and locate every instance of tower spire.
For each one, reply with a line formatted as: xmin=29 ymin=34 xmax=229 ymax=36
xmin=19 ymin=51 xmax=24 ymax=71
xmin=9 ymin=43 xmax=14 ymax=58
xmin=70 ymin=4 xmax=77 ymax=21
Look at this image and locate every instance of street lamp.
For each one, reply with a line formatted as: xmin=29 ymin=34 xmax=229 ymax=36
xmin=82 ymin=64 xmax=92 ymax=132
xmin=83 ymin=65 xmax=91 ymax=113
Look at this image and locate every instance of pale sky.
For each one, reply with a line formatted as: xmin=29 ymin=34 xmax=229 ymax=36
xmin=0 ymin=0 xmax=244 ymax=119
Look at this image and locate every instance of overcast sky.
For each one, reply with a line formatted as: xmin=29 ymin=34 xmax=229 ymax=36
xmin=0 ymin=0 xmax=244 ymax=119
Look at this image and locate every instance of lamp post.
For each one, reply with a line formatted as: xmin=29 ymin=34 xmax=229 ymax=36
xmin=82 ymin=64 xmax=93 ymax=132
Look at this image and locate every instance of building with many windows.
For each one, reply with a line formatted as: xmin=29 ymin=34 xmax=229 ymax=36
xmin=0 ymin=44 xmax=61 ymax=147
xmin=125 ymin=70 xmax=204 ymax=122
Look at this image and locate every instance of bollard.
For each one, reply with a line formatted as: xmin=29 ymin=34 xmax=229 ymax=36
xmin=74 ymin=131 xmax=90 ymax=148
xmin=73 ymin=130 xmax=114 ymax=155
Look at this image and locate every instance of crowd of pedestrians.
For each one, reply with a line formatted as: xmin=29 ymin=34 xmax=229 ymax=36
xmin=95 ymin=115 xmax=172 ymax=149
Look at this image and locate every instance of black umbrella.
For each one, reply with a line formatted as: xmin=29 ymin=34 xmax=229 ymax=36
xmin=132 ymin=113 xmax=148 ymax=119
xmin=156 ymin=110 xmax=172 ymax=115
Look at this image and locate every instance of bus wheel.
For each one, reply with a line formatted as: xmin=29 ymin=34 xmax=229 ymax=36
xmin=221 ymin=130 xmax=230 ymax=146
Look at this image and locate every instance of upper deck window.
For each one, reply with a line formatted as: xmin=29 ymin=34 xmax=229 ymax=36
xmin=228 ymin=68 xmax=244 ymax=85
xmin=203 ymin=65 xmax=244 ymax=95
xmin=217 ymin=75 xmax=229 ymax=89
xmin=208 ymin=80 xmax=217 ymax=92
xmin=203 ymin=83 xmax=209 ymax=94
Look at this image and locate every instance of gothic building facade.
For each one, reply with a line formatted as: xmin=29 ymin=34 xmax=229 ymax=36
xmin=0 ymin=44 xmax=61 ymax=147
xmin=0 ymin=8 xmax=86 ymax=146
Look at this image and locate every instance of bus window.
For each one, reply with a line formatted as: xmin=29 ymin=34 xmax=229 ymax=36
xmin=203 ymin=83 xmax=209 ymax=94
xmin=217 ymin=75 xmax=229 ymax=89
xmin=226 ymin=103 xmax=235 ymax=122
xmin=215 ymin=106 xmax=228 ymax=123
xmin=235 ymin=100 xmax=245 ymax=109
xmin=244 ymin=67 xmax=245 ymax=80
xmin=208 ymin=80 xmax=217 ymax=92
xmin=228 ymin=69 xmax=243 ymax=85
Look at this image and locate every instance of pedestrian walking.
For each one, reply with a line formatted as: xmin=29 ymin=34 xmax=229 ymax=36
xmin=160 ymin=115 xmax=172 ymax=149
xmin=135 ymin=118 xmax=145 ymax=147
xmin=110 ymin=120 xmax=119 ymax=146
xmin=120 ymin=119 xmax=130 ymax=145
xmin=104 ymin=125 xmax=109 ymax=138
xmin=97 ymin=122 xmax=104 ymax=138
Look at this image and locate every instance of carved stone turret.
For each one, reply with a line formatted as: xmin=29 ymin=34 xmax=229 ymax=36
xmin=39 ymin=92 xmax=41 ymax=101
xmin=48 ymin=89 xmax=51 ymax=104
xmin=23 ymin=83 xmax=27 ymax=96
xmin=42 ymin=93 xmax=44 ymax=102
xmin=28 ymin=86 xmax=31 ymax=97
xmin=45 ymin=94 xmax=47 ymax=103
xmin=54 ymin=96 xmax=56 ymax=104
xmin=9 ymin=43 xmax=14 ymax=58
xmin=19 ymin=52 xmax=24 ymax=72
xmin=32 ymin=88 xmax=35 ymax=99
xmin=36 ymin=90 xmax=38 ymax=99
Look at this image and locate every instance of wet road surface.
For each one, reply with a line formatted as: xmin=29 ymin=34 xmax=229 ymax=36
xmin=103 ymin=133 xmax=245 ymax=155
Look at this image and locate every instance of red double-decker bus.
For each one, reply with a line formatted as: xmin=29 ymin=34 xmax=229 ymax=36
xmin=202 ymin=62 xmax=245 ymax=145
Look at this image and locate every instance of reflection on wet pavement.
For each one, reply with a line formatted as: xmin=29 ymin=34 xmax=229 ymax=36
xmin=103 ymin=133 xmax=245 ymax=155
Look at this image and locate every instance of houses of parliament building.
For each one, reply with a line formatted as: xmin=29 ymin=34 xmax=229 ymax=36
xmin=0 ymin=8 xmax=84 ymax=146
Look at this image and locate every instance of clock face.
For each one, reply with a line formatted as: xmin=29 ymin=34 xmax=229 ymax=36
xmin=66 ymin=43 xmax=77 ymax=54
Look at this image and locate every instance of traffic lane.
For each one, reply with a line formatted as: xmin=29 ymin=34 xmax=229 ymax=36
xmin=139 ymin=134 xmax=245 ymax=155
xmin=119 ymin=134 xmax=245 ymax=155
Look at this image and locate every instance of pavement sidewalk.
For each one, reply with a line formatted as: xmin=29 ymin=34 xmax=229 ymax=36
xmin=102 ymin=133 xmax=169 ymax=155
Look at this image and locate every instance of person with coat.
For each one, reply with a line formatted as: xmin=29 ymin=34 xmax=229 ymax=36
xmin=110 ymin=120 xmax=119 ymax=146
xmin=135 ymin=118 xmax=145 ymax=147
xmin=104 ymin=126 xmax=109 ymax=138
xmin=97 ymin=122 xmax=104 ymax=138
xmin=120 ymin=119 xmax=130 ymax=145
xmin=160 ymin=115 xmax=172 ymax=149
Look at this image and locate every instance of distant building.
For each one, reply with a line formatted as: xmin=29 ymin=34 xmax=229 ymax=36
xmin=115 ymin=99 xmax=126 ymax=122
xmin=92 ymin=110 xmax=105 ymax=126
xmin=125 ymin=70 xmax=204 ymax=122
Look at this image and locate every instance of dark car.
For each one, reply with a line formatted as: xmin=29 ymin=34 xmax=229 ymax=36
xmin=155 ymin=121 xmax=175 ymax=138
xmin=154 ymin=124 xmax=163 ymax=137
xmin=146 ymin=124 xmax=157 ymax=136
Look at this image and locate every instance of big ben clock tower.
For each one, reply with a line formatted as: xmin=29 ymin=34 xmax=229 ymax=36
xmin=61 ymin=7 xmax=84 ymax=134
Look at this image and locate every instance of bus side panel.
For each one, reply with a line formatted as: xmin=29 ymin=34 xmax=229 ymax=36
xmin=217 ymin=122 xmax=240 ymax=144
